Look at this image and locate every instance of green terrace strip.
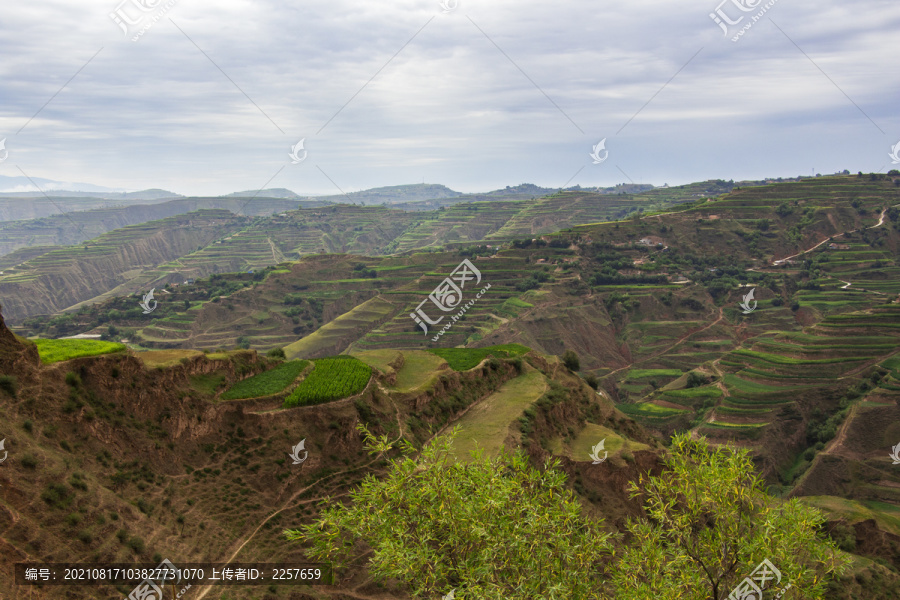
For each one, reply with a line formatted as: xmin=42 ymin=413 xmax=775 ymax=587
xmin=661 ymin=387 xmax=723 ymax=399
xmin=625 ymin=368 xmax=683 ymax=380
xmin=427 ymin=343 xmax=531 ymax=371
xmin=730 ymin=349 xmax=872 ymax=365
xmin=283 ymin=356 xmax=371 ymax=408
xmin=220 ymin=359 xmax=310 ymax=400
xmin=33 ymin=338 xmax=127 ymax=364
xmin=616 ymin=402 xmax=689 ymax=418
xmin=722 ymin=373 xmax=811 ymax=394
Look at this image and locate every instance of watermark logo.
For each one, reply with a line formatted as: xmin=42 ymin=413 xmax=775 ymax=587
xmin=710 ymin=0 xmax=778 ymax=42
xmin=410 ymin=259 xmax=491 ymax=341
xmin=139 ymin=289 xmax=158 ymax=314
xmin=289 ymin=139 xmax=307 ymax=164
xmin=442 ymin=590 xmax=455 ymax=600
xmin=729 ymin=559 xmax=791 ymax=600
xmin=109 ymin=0 xmax=178 ymax=42
xmin=123 ymin=558 xmax=188 ymax=600
xmin=0 ymin=438 xmax=7 ymax=464
xmin=589 ymin=438 xmax=607 ymax=464
xmin=0 ymin=139 xmax=8 ymax=163
xmin=739 ymin=287 xmax=757 ymax=314
xmin=288 ymin=439 xmax=308 ymax=465
xmin=589 ymin=139 xmax=608 ymax=164
xmin=890 ymin=443 xmax=900 ymax=465
xmin=889 ymin=140 xmax=900 ymax=164
xmin=438 ymin=0 xmax=458 ymax=14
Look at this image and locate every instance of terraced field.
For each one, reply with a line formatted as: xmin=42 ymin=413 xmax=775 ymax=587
xmin=442 ymin=368 xmax=548 ymax=461
xmin=615 ymin=297 xmax=900 ymax=444
xmin=33 ymin=338 xmax=127 ymax=364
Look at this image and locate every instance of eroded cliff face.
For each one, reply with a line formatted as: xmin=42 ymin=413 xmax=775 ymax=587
xmin=0 ymin=303 xmax=39 ymax=376
xmin=0 ymin=214 xmax=242 ymax=323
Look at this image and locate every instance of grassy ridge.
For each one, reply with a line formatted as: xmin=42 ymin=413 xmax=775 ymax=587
xmin=428 ymin=343 xmax=530 ymax=371
xmin=33 ymin=338 xmax=126 ymax=364
xmin=220 ymin=360 xmax=309 ymax=400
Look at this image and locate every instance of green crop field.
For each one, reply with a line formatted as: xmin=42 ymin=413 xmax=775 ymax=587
xmin=221 ymin=359 xmax=309 ymax=400
xmin=33 ymin=338 xmax=127 ymax=364
xmin=428 ymin=343 xmax=530 ymax=371
xmin=617 ymin=402 xmax=688 ymax=418
xmin=731 ymin=349 xmax=871 ymax=365
xmin=722 ymin=374 xmax=810 ymax=394
xmin=625 ymin=368 xmax=683 ymax=380
xmin=283 ymin=356 xmax=372 ymax=407
xmin=662 ymin=386 xmax=723 ymax=399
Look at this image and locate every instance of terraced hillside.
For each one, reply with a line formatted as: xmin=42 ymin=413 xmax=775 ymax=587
xmin=5 ymin=174 xmax=900 ymax=598
xmin=0 ymin=179 xmax=747 ymax=325
xmin=0 ymin=209 xmax=246 ymax=323
xmin=0 ymin=310 xmax=668 ymax=600
xmin=574 ymin=175 xmax=899 ymax=264
xmin=0 ymin=196 xmax=318 ymax=257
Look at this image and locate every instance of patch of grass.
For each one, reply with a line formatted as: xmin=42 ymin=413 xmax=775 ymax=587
xmin=33 ymin=338 xmax=126 ymax=364
xmin=283 ymin=356 xmax=371 ymax=408
xmin=351 ymin=350 xmax=401 ymax=374
xmin=428 ymin=343 xmax=530 ymax=371
xmin=801 ymin=496 xmax=900 ymax=537
xmin=137 ymin=349 xmax=203 ymax=367
xmin=221 ymin=360 xmax=309 ymax=400
xmin=189 ymin=373 xmax=227 ymax=395
xmin=392 ymin=351 xmax=448 ymax=392
xmin=444 ymin=369 xmax=547 ymax=461
xmin=564 ymin=423 xmax=651 ymax=461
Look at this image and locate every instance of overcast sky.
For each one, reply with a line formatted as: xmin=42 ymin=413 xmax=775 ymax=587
xmin=0 ymin=0 xmax=898 ymax=196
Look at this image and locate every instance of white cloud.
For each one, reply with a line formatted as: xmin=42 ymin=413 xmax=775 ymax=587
xmin=0 ymin=0 xmax=896 ymax=196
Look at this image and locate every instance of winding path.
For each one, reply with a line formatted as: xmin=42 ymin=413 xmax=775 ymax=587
xmin=772 ymin=208 xmax=888 ymax=266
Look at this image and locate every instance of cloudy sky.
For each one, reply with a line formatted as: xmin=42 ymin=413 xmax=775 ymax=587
xmin=0 ymin=0 xmax=898 ymax=196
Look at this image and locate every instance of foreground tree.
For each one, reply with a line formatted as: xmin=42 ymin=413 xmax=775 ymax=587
xmin=611 ymin=433 xmax=849 ymax=599
xmin=287 ymin=424 xmax=612 ymax=599
xmin=288 ymin=427 xmax=848 ymax=599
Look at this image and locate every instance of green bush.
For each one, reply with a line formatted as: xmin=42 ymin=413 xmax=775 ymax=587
xmin=266 ymin=347 xmax=286 ymax=360
xmin=686 ymin=371 xmax=710 ymax=388
xmin=0 ymin=375 xmax=17 ymax=397
xmin=562 ymin=350 xmax=580 ymax=371
xmin=41 ymin=483 xmax=72 ymax=509
xmin=127 ymin=536 xmax=145 ymax=553
xmin=21 ymin=454 xmax=38 ymax=469
xmin=65 ymin=372 xmax=81 ymax=387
